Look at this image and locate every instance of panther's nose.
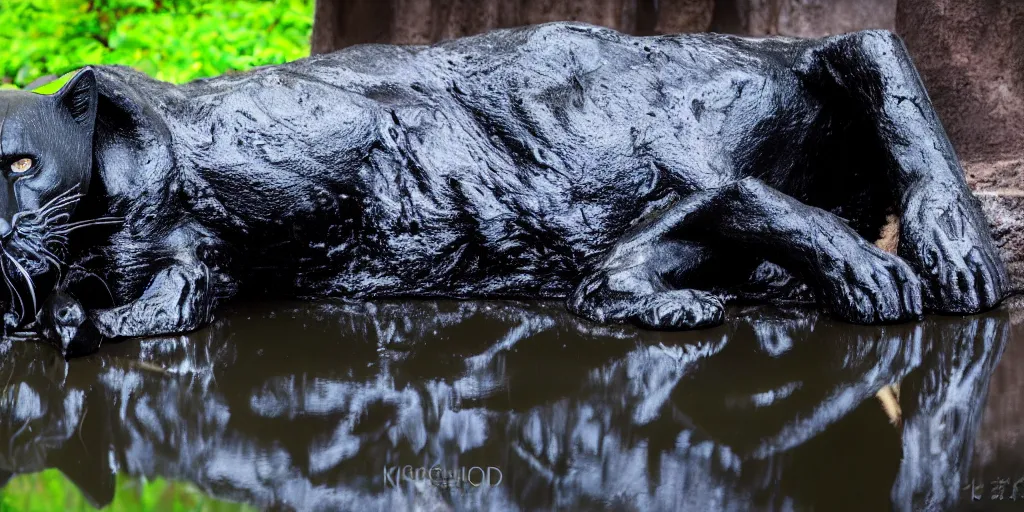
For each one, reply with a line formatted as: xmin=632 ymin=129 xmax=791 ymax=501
xmin=0 ymin=218 xmax=11 ymax=239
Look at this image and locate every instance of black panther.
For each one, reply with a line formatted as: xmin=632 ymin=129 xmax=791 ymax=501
xmin=0 ymin=22 xmax=1007 ymax=354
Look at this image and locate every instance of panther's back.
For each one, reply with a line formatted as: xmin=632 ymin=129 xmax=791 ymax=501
xmin=126 ymin=23 xmax=818 ymax=298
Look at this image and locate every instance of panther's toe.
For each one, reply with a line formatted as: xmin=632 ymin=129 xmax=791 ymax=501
xmin=634 ymin=290 xmax=725 ymax=330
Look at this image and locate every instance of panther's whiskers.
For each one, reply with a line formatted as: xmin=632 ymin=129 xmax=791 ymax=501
xmin=36 ymin=186 xmax=80 ymax=214
xmin=0 ymin=256 xmax=25 ymax=323
xmin=50 ymin=216 xmax=124 ymax=235
xmin=44 ymin=232 xmax=68 ymax=248
xmin=38 ymin=213 xmax=71 ymax=230
xmin=35 ymin=245 xmax=63 ymax=267
xmin=1 ymin=247 xmax=37 ymax=317
xmin=9 ymin=187 xmax=83 ymax=235
xmin=40 ymin=195 xmax=85 ymax=217
xmin=16 ymin=242 xmax=64 ymax=284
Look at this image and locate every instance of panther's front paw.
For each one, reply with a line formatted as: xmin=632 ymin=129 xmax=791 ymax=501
xmin=819 ymin=241 xmax=923 ymax=324
xmin=567 ymin=272 xmax=724 ymax=330
xmin=92 ymin=262 xmax=213 ymax=339
xmin=633 ymin=290 xmax=725 ymax=330
xmin=900 ymin=190 xmax=1008 ymax=314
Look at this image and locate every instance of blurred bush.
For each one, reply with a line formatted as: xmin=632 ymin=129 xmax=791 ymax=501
xmin=0 ymin=469 xmax=254 ymax=511
xmin=0 ymin=0 xmax=314 ymax=89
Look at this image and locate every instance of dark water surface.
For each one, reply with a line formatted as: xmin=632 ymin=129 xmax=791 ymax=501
xmin=0 ymin=299 xmax=1022 ymax=511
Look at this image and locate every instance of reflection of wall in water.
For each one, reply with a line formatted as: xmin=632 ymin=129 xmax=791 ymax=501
xmin=973 ymin=298 xmax=1024 ymax=483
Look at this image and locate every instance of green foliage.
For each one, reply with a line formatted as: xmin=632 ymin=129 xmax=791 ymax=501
xmin=0 ymin=0 xmax=314 ymax=89
xmin=30 ymin=69 xmax=80 ymax=94
xmin=0 ymin=469 xmax=254 ymax=511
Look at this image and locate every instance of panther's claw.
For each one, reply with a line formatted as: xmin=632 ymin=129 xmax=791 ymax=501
xmin=820 ymin=241 xmax=924 ymax=324
xmin=900 ymin=191 xmax=1008 ymax=315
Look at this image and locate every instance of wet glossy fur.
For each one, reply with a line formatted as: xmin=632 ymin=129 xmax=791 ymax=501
xmin=0 ymin=22 xmax=1007 ymax=352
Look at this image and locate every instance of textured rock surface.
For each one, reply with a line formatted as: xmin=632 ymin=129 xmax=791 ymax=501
xmin=966 ymin=159 xmax=1024 ymax=191
xmin=897 ymin=0 xmax=1024 ymax=172
xmin=977 ymin=191 xmax=1024 ymax=293
xmin=311 ymin=0 xmax=899 ymax=55
xmin=969 ymin=175 xmax=1024 ymax=297
xmin=312 ymin=0 xmax=716 ymax=54
xmin=711 ymin=0 xmax=895 ymax=36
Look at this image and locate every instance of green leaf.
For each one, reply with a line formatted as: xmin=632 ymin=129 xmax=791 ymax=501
xmin=30 ymin=68 xmax=80 ymax=94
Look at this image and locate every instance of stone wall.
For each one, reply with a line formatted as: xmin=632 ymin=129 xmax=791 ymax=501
xmin=897 ymin=0 xmax=1024 ymax=173
xmin=311 ymin=0 xmax=896 ymax=54
xmin=311 ymin=0 xmax=716 ymax=54
xmin=711 ymin=0 xmax=894 ymax=36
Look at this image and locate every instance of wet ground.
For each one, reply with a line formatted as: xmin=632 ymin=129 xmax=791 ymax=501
xmin=0 ymin=298 xmax=1022 ymax=511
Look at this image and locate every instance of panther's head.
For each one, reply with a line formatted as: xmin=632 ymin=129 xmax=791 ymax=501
xmin=0 ymin=68 xmax=118 ymax=324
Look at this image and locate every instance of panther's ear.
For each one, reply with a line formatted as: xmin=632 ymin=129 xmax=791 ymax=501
xmin=52 ymin=68 xmax=98 ymax=126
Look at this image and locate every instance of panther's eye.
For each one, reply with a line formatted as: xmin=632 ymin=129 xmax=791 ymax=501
xmin=10 ymin=158 xmax=33 ymax=174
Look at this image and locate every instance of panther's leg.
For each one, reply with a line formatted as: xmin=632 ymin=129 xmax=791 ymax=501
xmin=569 ymin=177 xmax=923 ymax=329
xmin=568 ymin=237 xmax=733 ymax=330
xmin=797 ymin=30 xmax=1008 ymax=314
xmin=90 ymin=256 xmax=214 ymax=338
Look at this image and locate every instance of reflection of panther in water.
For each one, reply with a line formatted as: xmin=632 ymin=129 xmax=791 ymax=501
xmin=0 ymin=303 xmax=1007 ymax=511
xmin=0 ymin=23 xmax=1006 ymax=352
